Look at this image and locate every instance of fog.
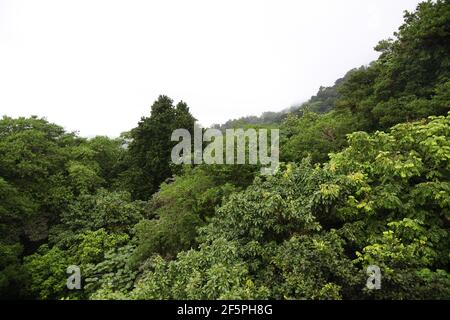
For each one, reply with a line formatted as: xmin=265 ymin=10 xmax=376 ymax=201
xmin=0 ymin=0 xmax=422 ymax=136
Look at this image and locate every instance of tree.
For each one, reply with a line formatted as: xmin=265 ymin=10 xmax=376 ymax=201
xmin=118 ymin=239 xmax=269 ymax=300
xmin=24 ymin=229 xmax=130 ymax=300
xmin=336 ymin=0 xmax=450 ymax=129
xmin=136 ymin=113 xmax=450 ymax=300
xmin=125 ymin=96 xmax=196 ymax=200
xmin=132 ymin=166 xmax=236 ymax=263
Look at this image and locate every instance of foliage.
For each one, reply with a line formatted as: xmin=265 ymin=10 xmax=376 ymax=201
xmin=337 ymin=0 xmax=450 ymax=129
xmin=281 ymin=110 xmax=365 ymax=163
xmin=85 ymin=245 xmax=137 ymax=298
xmin=282 ymin=0 xmax=449 ymax=164
xmin=55 ymin=189 xmax=146 ymax=238
xmin=125 ymin=239 xmax=270 ymax=300
xmin=1 ymin=0 xmax=449 ymax=300
xmin=272 ymin=231 xmax=363 ymax=300
xmin=23 ymin=229 xmax=130 ymax=299
xmin=123 ymin=96 xmax=196 ymax=200
xmin=132 ymin=166 xmax=237 ymax=263
xmin=23 ymin=245 xmax=70 ymax=299
xmin=134 ymin=113 xmax=450 ymax=300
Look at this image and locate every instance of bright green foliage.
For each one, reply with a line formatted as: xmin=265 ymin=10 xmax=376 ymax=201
xmin=126 ymin=239 xmax=269 ymax=300
xmin=71 ymin=229 xmax=129 ymax=266
xmin=329 ymin=114 xmax=450 ymax=232
xmin=67 ymin=160 xmax=104 ymax=195
xmin=199 ymin=161 xmax=324 ymax=245
xmin=330 ymin=115 xmax=450 ymax=298
xmin=126 ymin=114 xmax=450 ymax=300
xmin=0 ymin=116 xmax=131 ymax=298
xmin=24 ymin=229 xmax=129 ymax=299
xmin=0 ymin=116 xmax=78 ymax=234
xmin=355 ymin=219 xmax=450 ymax=299
xmin=0 ymin=116 xmax=79 ymax=296
xmin=23 ymin=245 xmax=70 ymax=299
xmin=132 ymin=166 xmax=236 ymax=262
xmin=2 ymin=0 xmax=450 ymax=301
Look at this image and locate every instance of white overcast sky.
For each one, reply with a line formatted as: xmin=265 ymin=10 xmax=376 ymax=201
xmin=0 ymin=0 xmax=422 ymax=137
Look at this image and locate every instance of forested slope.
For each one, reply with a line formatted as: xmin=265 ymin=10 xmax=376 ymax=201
xmin=0 ymin=0 xmax=449 ymax=300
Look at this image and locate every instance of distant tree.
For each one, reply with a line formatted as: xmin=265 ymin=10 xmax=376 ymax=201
xmin=337 ymin=0 xmax=450 ymax=129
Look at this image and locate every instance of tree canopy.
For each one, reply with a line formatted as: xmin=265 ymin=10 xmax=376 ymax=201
xmin=0 ymin=0 xmax=449 ymax=300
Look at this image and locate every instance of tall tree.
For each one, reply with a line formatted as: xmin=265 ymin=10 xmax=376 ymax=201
xmin=125 ymin=95 xmax=196 ymax=200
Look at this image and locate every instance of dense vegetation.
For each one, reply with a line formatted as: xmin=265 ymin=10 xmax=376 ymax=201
xmin=0 ymin=0 xmax=449 ymax=300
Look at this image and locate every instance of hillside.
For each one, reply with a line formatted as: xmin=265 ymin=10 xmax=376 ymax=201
xmin=0 ymin=0 xmax=449 ymax=300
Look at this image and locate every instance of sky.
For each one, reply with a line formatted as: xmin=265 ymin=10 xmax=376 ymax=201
xmin=0 ymin=0 xmax=423 ymax=137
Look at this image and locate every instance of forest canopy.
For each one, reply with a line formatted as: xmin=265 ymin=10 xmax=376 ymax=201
xmin=0 ymin=0 xmax=449 ymax=300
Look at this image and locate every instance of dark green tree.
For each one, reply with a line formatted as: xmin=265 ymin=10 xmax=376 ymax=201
xmin=125 ymin=96 xmax=196 ymax=200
